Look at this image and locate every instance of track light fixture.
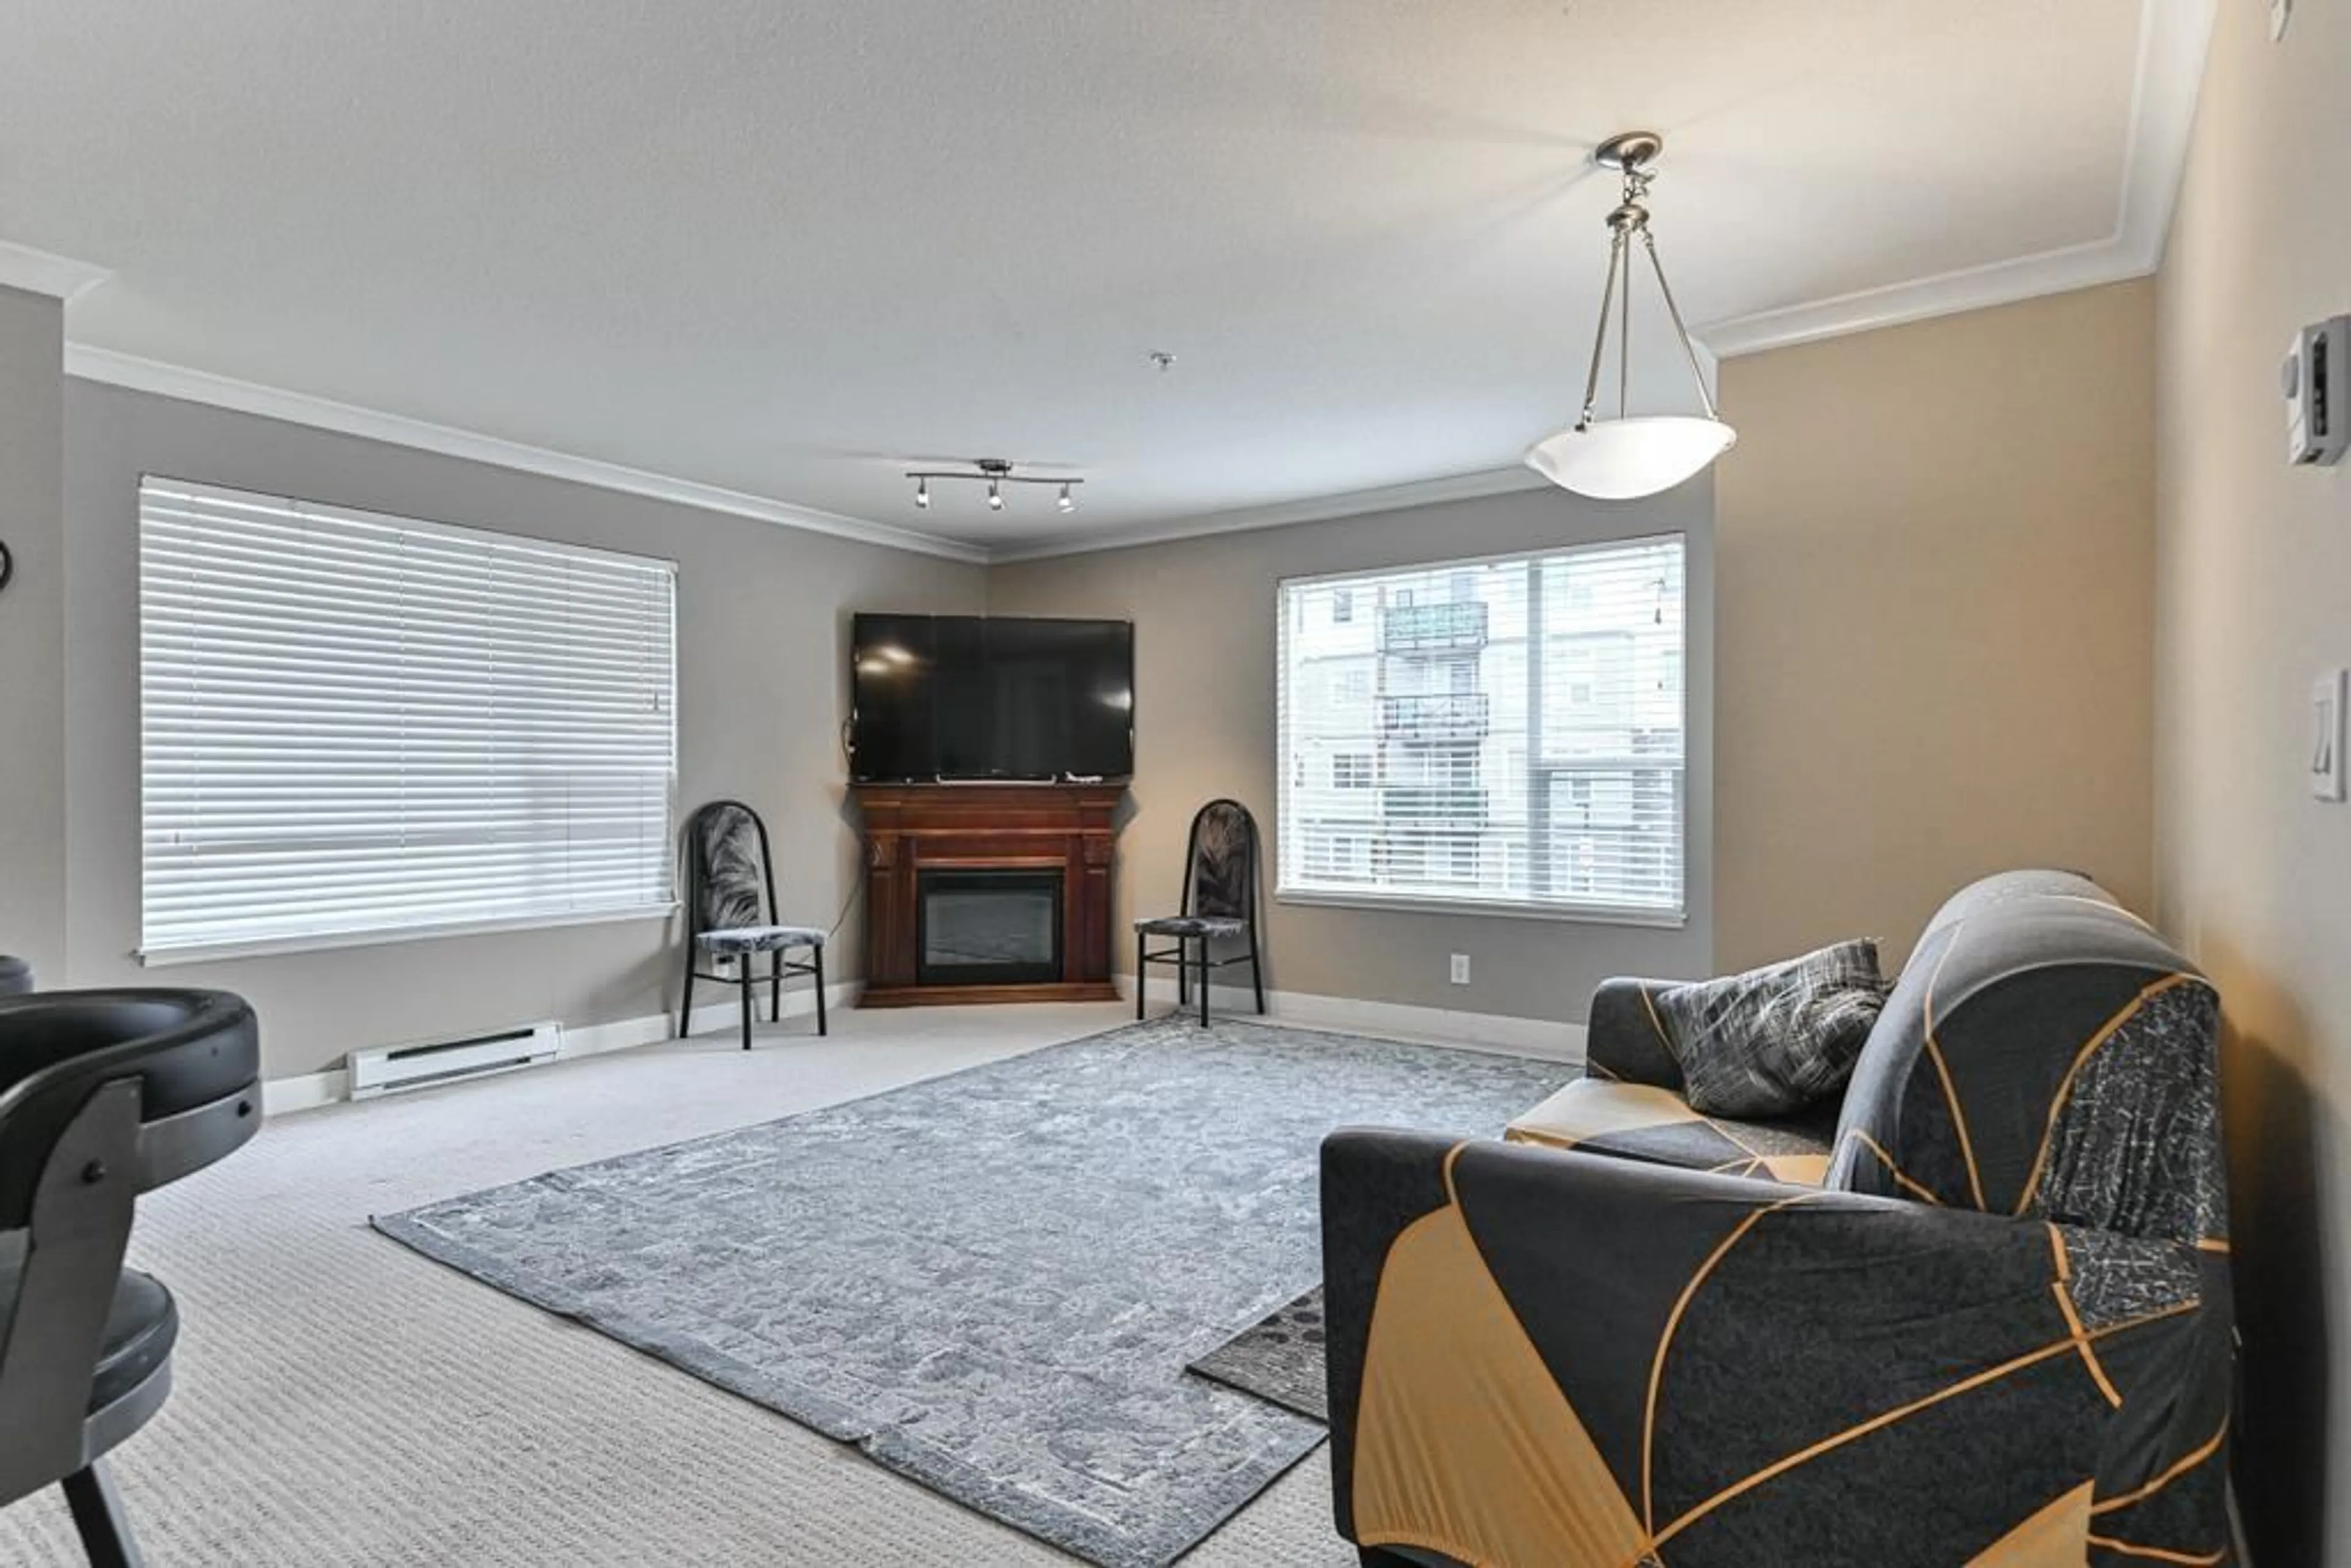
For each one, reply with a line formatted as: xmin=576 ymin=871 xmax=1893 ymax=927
xmin=904 ymin=459 xmax=1086 ymax=515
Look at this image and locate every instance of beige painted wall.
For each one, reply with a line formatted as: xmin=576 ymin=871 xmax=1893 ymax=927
xmin=2154 ymin=5 xmax=2350 ymax=1558
xmin=0 ymin=288 xmax=67 ymax=985
xmin=987 ymin=482 xmax=1715 ymax=1027
xmin=62 ymin=381 xmax=985 ymax=1079
xmin=1714 ymin=280 xmax=2157 ymax=972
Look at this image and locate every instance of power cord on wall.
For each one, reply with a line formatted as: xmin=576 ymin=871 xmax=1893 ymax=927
xmin=823 ymin=869 xmax=862 ymax=944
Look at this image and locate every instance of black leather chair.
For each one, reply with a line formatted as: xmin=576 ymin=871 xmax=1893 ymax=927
xmin=0 ymin=989 xmax=261 ymax=1567
xmin=0 ymin=956 xmax=31 ymax=997
xmin=1134 ymin=798 xmax=1267 ymax=1027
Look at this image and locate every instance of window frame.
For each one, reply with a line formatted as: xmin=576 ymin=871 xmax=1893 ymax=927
xmin=136 ymin=475 xmax=681 ymax=964
xmin=1273 ymin=533 xmax=1689 ymax=929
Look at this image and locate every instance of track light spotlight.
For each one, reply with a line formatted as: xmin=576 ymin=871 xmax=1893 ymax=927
xmin=1058 ymin=484 xmax=1075 ymax=514
xmin=915 ymin=478 xmax=929 ymax=509
xmin=988 ymin=480 xmax=1004 ymax=511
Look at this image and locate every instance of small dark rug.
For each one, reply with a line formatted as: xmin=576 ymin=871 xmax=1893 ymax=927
xmin=373 ymin=1017 xmax=1569 ymax=1567
xmin=1187 ymin=1286 xmax=1329 ymax=1421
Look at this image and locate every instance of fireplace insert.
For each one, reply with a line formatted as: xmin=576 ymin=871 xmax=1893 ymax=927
xmin=916 ymin=869 xmax=1064 ymax=987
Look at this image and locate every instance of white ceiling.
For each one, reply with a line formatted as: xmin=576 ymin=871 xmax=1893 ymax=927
xmin=1 ymin=1 xmax=2207 ymax=560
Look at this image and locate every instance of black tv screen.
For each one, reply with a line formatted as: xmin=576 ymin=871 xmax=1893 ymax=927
xmin=850 ymin=614 xmax=1134 ymax=782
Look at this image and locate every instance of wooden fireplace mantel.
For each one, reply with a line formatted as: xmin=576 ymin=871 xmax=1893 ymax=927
xmin=852 ymin=782 xmax=1127 ymax=1007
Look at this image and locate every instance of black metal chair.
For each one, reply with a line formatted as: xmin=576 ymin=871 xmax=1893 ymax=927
xmin=679 ymin=800 xmax=828 ymax=1050
xmin=0 ymin=988 xmax=261 ymax=1567
xmin=1134 ymin=798 xmax=1267 ymax=1027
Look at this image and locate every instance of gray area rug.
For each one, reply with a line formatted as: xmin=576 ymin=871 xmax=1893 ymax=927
xmin=373 ymin=1016 xmax=1569 ymax=1567
xmin=1187 ymin=1286 xmax=1329 ymax=1422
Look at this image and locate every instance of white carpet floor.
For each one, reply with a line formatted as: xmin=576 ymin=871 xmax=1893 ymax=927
xmin=0 ymin=1003 xmax=1355 ymax=1566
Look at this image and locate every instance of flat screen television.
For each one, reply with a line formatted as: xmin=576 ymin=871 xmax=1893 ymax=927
xmin=850 ymin=613 xmax=1134 ymax=782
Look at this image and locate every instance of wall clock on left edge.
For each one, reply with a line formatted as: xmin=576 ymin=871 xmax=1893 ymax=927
xmin=0 ymin=539 xmax=13 ymax=594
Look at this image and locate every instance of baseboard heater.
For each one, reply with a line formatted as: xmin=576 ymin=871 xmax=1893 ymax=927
xmin=347 ymin=1021 xmax=563 ymax=1099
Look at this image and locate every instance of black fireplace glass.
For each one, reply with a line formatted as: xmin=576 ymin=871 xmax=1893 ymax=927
xmin=917 ymin=869 xmax=1064 ymax=986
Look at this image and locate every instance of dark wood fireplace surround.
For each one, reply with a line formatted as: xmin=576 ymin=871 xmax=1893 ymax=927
xmin=853 ymin=782 xmax=1125 ymax=1007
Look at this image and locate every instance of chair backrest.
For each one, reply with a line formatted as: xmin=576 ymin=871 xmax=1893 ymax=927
xmin=1828 ymin=872 xmax=2227 ymax=1250
xmin=1183 ymin=799 xmax=1259 ymax=921
xmin=0 ymin=958 xmax=30 ymax=998
xmin=0 ymin=989 xmax=260 ymax=1500
xmin=685 ymin=800 xmax=776 ymax=936
xmin=0 ymin=989 xmax=261 ymax=1222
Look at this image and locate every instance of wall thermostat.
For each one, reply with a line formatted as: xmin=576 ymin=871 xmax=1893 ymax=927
xmin=2283 ymin=317 xmax=2350 ymax=466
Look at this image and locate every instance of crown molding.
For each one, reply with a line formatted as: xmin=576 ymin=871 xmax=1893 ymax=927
xmin=988 ymin=465 xmax=1550 ymax=564
xmin=1695 ymin=234 xmax=2157 ymax=360
xmin=61 ymin=345 xmax=990 ymax=565
xmin=0 ymin=242 xmax=111 ymax=304
xmin=2110 ymin=0 xmax=2214 ymax=268
xmin=1698 ymin=0 xmax=2214 ymax=359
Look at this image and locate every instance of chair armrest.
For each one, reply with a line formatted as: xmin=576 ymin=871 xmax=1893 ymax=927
xmin=1583 ymin=977 xmax=1685 ymax=1089
xmin=1319 ymin=1130 xmax=2232 ymax=1566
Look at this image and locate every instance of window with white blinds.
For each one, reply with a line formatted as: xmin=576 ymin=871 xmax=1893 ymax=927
xmin=139 ymin=477 xmax=678 ymax=961
xmin=1276 ymin=534 xmax=1687 ymax=923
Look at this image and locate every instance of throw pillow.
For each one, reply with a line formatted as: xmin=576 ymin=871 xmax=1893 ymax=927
xmin=1653 ymin=940 xmax=1891 ymax=1119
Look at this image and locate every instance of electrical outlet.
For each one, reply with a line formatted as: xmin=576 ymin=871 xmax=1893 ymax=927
xmin=1449 ymin=953 xmax=1471 ymax=986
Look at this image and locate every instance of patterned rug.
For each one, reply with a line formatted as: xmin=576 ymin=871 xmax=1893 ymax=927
xmin=373 ymin=1016 xmax=1570 ymax=1568
xmin=1186 ymin=1287 xmax=1329 ymax=1421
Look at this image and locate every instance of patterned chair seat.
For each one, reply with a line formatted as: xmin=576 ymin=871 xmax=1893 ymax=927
xmin=696 ymin=924 xmax=827 ymax=956
xmin=1504 ymin=1078 xmax=1835 ymax=1186
xmin=1133 ymin=914 xmax=1248 ymax=939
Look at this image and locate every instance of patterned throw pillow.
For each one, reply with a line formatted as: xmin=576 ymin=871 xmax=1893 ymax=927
xmin=1654 ymin=940 xmax=1891 ymax=1119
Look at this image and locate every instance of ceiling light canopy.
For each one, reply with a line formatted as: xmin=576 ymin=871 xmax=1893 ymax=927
xmin=1525 ymin=132 xmax=1735 ymax=501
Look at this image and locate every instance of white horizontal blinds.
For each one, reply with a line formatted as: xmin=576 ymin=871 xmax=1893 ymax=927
xmin=140 ymin=478 xmax=678 ymax=957
xmin=1277 ymin=535 xmax=1687 ymax=919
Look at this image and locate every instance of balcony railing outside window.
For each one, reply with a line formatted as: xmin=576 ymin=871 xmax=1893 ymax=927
xmin=1378 ymin=691 xmax=1492 ymax=742
xmin=1381 ymin=787 xmax=1489 ymax=827
xmin=1381 ymin=600 xmax=1488 ymax=654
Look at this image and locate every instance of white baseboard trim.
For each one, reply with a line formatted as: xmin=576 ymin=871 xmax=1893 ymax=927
xmin=1117 ymin=973 xmax=1586 ymax=1064
xmin=260 ymin=979 xmax=864 ymax=1117
xmin=261 ymin=1067 xmax=350 ymax=1117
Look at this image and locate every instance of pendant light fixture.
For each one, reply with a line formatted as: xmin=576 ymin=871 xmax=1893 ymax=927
xmin=1524 ymin=132 xmax=1735 ymax=501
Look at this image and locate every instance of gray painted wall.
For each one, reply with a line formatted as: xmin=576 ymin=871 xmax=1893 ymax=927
xmin=62 ymin=381 xmax=985 ymax=1079
xmin=42 ymin=375 xmax=1706 ymax=1077
xmin=986 ymin=481 xmax=1716 ymax=1025
xmin=0 ymin=288 xmax=66 ymax=985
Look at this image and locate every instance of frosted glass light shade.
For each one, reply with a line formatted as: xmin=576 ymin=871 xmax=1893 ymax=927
xmin=1524 ymin=415 xmax=1738 ymax=501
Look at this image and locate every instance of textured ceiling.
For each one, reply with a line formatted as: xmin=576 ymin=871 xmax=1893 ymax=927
xmin=2 ymin=0 xmax=2151 ymax=552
